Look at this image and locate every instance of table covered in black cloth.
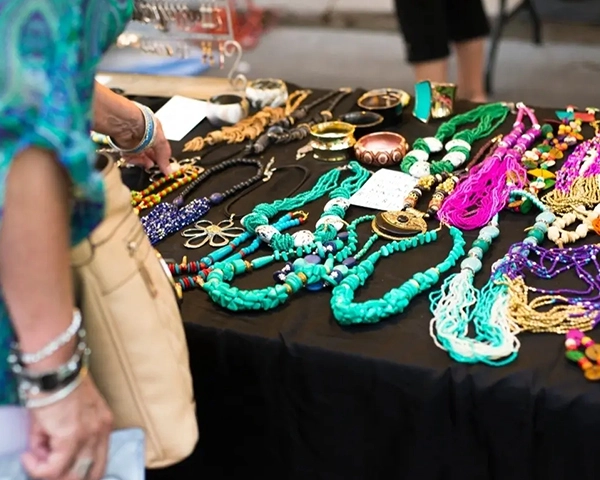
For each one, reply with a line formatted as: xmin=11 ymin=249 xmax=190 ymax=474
xmin=137 ymin=88 xmax=600 ymax=480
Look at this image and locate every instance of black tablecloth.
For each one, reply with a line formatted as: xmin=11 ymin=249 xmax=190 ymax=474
xmin=137 ymin=89 xmax=600 ymax=480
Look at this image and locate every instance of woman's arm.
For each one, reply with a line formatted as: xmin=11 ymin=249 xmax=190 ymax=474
xmin=0 ymin=147 xmax=75 ymax=369
xmin=0 ymin=147 xmax=112 ymax=480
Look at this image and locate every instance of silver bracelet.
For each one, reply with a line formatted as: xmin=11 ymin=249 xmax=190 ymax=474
xmin=25 ymin=366 xmax=88 ymax=409
xmin=15 ymin=309 xmax=82 ymax=365
xmin=106 ymin=101 xmax=157 ymax=154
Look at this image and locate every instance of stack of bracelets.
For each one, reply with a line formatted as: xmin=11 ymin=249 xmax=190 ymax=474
xmin=7 ymin=309 xmax=89 ymax=408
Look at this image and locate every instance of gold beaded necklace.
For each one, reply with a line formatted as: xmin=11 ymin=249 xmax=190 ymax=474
xmin=131 ymin=165 xmax=202 ymax=214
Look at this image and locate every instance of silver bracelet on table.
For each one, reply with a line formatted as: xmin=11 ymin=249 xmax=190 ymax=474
xmin=107 ymin=101 xmax=157 ymax=154
xmin=13 ymin=308 xmax=82 ymax=365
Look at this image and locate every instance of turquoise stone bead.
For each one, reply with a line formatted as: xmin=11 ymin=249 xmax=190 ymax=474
xmin=523 ymin=236 xmax=538 ymax=245
xmin=468 ymin=247 xmax=484 ymax=260
xmin=334 ymin=265 xmax=349 ymax=276
xmin=532 ymin=221 xmax=548 ymax=234
xmin=480 ymin=225 xmax=500 ymax=239
xmin=460 ymin=256 xmax=482 ymax=273
xmin=536 ymin=211 xmax=556 ymax=225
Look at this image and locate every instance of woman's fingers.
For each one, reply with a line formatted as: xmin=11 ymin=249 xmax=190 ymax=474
xmin=22 ymin=434 xmax=80 ymax=480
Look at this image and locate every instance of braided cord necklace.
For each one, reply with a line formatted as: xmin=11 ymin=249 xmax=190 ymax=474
xmin=400 ymin=102 xmax=510 ymax=179
xmin=201 ymin=166 xmax=371 ymax=311
xmin=438 ymin=103 xmax=541 ymax=230
xmin=141 ymin=158 xmax=264 ymax=245
xmin=182 ymin=89 xmax=311 ymax=153
xmin=330 ymin=226 xmax=466 ymax=325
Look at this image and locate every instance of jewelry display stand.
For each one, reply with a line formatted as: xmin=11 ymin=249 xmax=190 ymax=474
xmin=117 ymin=0 xmax=247 ymax=90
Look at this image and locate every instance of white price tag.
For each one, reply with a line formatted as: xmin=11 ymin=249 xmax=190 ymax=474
xmin=154 ymin=95 xmax=208 ymax=141
xmin=349 ymin=169 xmax=418 ymax=211
xmin=95 ymin=75 xmax=113 ymax=86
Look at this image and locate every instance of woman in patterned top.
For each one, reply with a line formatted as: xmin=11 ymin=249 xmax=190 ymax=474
xmin=0 ymin=1 xmax=173 ymax=479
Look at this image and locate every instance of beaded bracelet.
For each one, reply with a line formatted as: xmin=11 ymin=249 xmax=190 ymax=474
xmin=107 ymin=101 xmax=156 ymax=154
xmin=12 ymin=309 xmax=82 ymax=365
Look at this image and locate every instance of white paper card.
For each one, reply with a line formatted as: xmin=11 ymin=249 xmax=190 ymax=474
xmin=154 ymin=95 xmax=208 ymax=141
xmin=349 ymin=169 xmax=418 ymax=211
xmin=95 ymin=74 xmax=113 ymax=86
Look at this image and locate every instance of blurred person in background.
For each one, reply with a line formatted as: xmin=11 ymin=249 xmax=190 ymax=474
xmin=394 ymin=0 xmax=489 ymax=102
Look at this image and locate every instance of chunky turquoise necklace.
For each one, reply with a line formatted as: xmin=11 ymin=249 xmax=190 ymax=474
xmin=202 ymin=165 xmax=371 ymax=311
xmin=330 ymin=226 xmax=466 ymax=325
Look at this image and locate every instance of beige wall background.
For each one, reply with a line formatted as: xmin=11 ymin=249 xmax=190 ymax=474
xmin=253 ymin=0 xmax=522 ymax=16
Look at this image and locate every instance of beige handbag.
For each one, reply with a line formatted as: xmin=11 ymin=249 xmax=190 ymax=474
xmin=71 ymin=154 xmax=198 ymax=468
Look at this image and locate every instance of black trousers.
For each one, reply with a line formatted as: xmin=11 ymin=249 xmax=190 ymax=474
xmin=394 ymin=0 xmax=490 ymax=63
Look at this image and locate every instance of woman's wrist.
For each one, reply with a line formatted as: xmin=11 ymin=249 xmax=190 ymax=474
xmin=93 ymin=82 xmax=145 ymax=149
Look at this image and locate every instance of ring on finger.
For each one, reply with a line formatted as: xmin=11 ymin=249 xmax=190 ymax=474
xmin=73 ymin=457 xmax=94 ymax=479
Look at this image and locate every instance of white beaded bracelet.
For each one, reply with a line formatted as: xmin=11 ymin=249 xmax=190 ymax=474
xmin=17 ymin=309 xmax=82 ymax=365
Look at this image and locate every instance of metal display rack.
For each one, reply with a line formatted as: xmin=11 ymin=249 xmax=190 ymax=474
xmin=117 ymin=0 xmax=247 ymax=89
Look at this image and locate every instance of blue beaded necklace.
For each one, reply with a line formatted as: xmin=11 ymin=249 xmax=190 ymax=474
xmin=169 ymin=212 xmax=306 ymax=293
xmin=141 ymin=157 xmax=265 ymax=245
xmin=330 ymin=226 xmax=466 ymax=325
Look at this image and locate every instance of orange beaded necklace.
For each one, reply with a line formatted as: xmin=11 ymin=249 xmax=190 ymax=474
xmin=131 ymin=165 xmax=203 ymax=214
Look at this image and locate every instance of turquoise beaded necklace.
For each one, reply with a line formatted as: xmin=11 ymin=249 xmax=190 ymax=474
xmin=429 ymin=190 xmax=554 ymax=366
xmin=240 ymin=161 xmax=370 ymax=253
xmin=330 ymin=226 xmax=466 ymax=325
xmin=201 ymin=165 xmax=371 ymax=311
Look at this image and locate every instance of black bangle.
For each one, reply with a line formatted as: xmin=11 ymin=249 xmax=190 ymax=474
xmin=9 ymin=331 xmax=90 ymax=397
xmin=223 ymin=164 xmax=311 ymax=218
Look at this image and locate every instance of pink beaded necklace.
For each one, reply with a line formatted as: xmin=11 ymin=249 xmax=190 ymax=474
xmin=438 ymin=103 xmax=541 ymax=230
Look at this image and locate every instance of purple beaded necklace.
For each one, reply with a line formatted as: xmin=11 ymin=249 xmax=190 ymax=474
xmin=141 ymin=157 xmax=265 ymax=245
xmin=498 ymin=241 xmax=600 ymax=333
xmin=438 ymin=103 xmax=541 ymax=230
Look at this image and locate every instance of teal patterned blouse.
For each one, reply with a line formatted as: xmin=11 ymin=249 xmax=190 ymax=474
xmin=0 ymin=0 xmax=133 ymax=405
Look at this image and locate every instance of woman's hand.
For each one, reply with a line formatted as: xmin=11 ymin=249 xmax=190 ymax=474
xmin=112 ymin=115 xmax=174 ymax=175
xmin=93 ymin=83 xmax=174 ymax=176
xmin=21 ymin=375 xmax=113 ymax=480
